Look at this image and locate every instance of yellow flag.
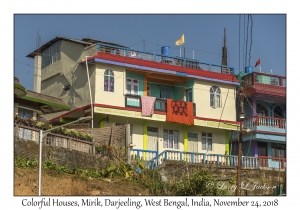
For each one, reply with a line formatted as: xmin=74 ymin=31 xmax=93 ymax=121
xmin=175 ymin=34 xmax=185 ymax=45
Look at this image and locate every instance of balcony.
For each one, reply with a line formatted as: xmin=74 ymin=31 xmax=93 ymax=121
xmin=243 ymin=116 xmax=286 ymax=129
xmin=242 ymin=72 xmax=286 ymax=97
xmin=97 ymin=42 xmax=234 ymax=75
xmin=125 ymin=94 xmax=196 ymax=116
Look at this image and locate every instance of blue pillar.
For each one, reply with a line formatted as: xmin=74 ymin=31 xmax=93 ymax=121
xmin=267 ymin=142 xmax=272 ymax=167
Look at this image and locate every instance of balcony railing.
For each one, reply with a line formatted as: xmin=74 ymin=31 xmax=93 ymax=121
xmin=243 ymin=72 xmax=286 ymax=87
xmin=243 ymin=116 xmax=286 ymax=129
xmin=125 ymin=94 xmax=196 ymax=116
xmin=14 ymin=123 xmax=93 ymax=154
xmin=97 ymin=42 xmax=235 ymax=75
xmin=144 ymin=150 xmax=260 ymax=170
xmin=259 ymin=156 xmax=286 ymax=169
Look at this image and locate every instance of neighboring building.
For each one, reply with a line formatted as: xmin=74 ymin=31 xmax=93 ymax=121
xmin=14 ymin=77 xmax=71 ymax=121
xmin=231 ymin=69 xmax=286 ymax=167
xmin=26 ymin=36 xmax=240 ymax=157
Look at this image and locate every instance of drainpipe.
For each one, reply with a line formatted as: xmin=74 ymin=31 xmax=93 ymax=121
xmin=85 ymin=56 xmax=94 ymax=152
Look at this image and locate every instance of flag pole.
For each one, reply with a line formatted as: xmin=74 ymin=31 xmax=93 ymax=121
xmin=180 ymin=47 xmax=181 ymax=57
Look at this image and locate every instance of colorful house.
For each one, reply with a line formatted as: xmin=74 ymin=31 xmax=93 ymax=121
xmin=26 ymin=36 xmax=240 ymax=160
xmin=231 ymin=69 xmax=286 ymax=168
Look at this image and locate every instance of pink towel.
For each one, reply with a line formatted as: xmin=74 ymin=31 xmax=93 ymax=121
xmin=141 ymin=96 xmax=156 ymax=117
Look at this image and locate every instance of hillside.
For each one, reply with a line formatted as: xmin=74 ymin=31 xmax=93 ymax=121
xmin=14 ymin=167 xmax=152 ymax=196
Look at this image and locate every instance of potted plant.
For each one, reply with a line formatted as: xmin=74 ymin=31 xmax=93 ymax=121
xmin=129 ymin=144 xmax=135 ymax=149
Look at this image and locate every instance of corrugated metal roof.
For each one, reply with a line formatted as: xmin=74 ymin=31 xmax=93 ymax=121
xmin=21 ymin=90 xmax=71 ymax=114
xmin=26 ymin=36 xmax=93 ymax=58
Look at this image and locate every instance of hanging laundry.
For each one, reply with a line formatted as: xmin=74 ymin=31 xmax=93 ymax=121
xmin=141 ymin=96 xmax=156 ymax=117
xmin=166 ymin=99 xmax=194 ymax=125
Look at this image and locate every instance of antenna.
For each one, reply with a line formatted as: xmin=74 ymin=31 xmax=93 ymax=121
xmin=221 ymin=27 xmax=228 ymax=66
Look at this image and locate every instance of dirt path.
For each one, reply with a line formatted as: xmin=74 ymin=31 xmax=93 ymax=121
xmin=14 ymin=167 xmax=152 ymax=196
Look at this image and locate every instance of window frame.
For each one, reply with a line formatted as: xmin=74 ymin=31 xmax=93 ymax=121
xmin=185 ymin=89 xmax=193 ymax=102
xmin=163 ymin=129 xmax=179 ymax=149
xmin=126 ymin=78 xmax=139 ymax=95
xmin=201 ymin=132 xmax=213 ymax=151
xmin=41 ymin=40 xmax=61 ymax=69
xmin=18 ymin=107 xmax=34 ymax=119
xmin=104 ymin=69 xmax=114 ymax=92
xmin=210 ymin=86 xmax=221 ymax=108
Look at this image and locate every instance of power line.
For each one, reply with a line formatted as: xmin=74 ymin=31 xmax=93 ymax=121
xmin=248 ymin=15 xmax=253 ymax=67
xmin=128 ymin=40 xmax=144 ymax=48
xmin=15 ymin=60 xmax=35 ymax=69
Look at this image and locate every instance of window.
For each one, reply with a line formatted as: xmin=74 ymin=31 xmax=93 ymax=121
xmin=163 ymin=129 xmax=179 ymax=149
xmin=188 ymin=132 xmax=198 ymax=152
xmin=104 ymin=69 xmax=114 ymax=92
xmin=201 ymin=133 xmax=212 ymax=151
xmin=126 ymin=78 xmax=139 ymax=95
xmin=42 ymin=41 xmax=61 ymax=68
xmin=116 ymin=123 xmax=133 ymax=144
xmin=126 ymin=78 xmax=140 ymax=107
xmin=271 ymin=143 xmax=286 ymax=158
xmin=210 ymin=86 xmax=221 ymax=108
xmin=186 ymin=89 xmax=192 ymax=102
xmin=18 ymin=108 xmax=33 ymax=119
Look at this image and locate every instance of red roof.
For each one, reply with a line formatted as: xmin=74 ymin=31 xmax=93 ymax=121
xmin=89 ymin=52 xmax=239 ymax=83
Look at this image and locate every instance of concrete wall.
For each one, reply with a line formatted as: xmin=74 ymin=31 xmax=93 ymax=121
xmin=14 ymin=138 xmax=109 ymax=170
xmin=193 ymin=79 xmax=236 ymax=121
xmin=40 ymin=41 xmax=98 ymax=120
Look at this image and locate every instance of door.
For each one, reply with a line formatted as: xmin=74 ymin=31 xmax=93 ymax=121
xmin=147 ymin=127 xmax=158 ymax=151
xmin=126 ymin=78 xmax=140 ymax=107
xmin=188 ymin=132 xmax=198 ymax=153
xmin=156 ymin=85 xmax=172 ymax=110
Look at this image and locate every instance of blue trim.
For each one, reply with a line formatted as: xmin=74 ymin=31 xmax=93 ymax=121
xmin=176 ymin=72 xmax=187 ymax=76
xmin=97 ymin=43 xmax=100 ymax=52
xmin=93 ymin=58 xmax=240 ymax=85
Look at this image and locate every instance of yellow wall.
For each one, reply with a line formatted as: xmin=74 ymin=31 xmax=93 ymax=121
xmin=193 ymin=79 xmax=236 ymax=121
xmin=94 ymin=64 xmax=126 ymax=107
xmin=186 ymin=126 xmax=226 ymax=154
xmin=100 ymin=114 xmax=226 ymax=155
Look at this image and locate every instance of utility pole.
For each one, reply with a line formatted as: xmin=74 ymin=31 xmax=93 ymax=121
xmin=236 ymin=88 xmax=245 ymax=196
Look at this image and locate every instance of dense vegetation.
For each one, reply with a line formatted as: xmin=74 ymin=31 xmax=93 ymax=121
xmin=15 ymin=157 xmax=232 ymax=196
